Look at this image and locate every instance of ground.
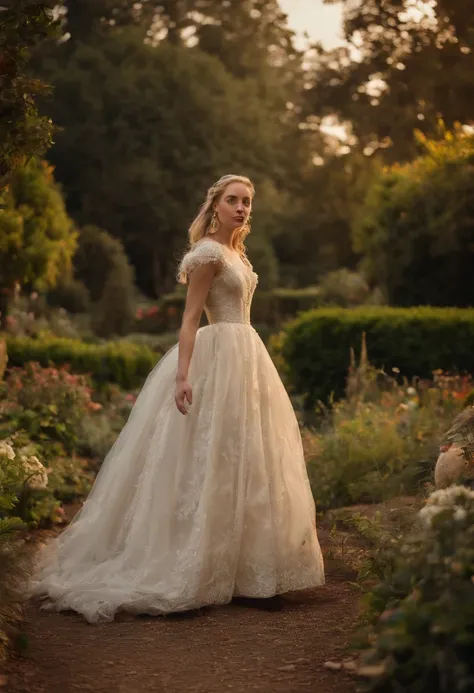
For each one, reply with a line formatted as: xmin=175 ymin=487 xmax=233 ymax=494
xmin=3 ymin=524 xmax=361 ymax=693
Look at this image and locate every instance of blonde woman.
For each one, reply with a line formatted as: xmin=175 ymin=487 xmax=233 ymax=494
xmin=30 ymin=174 xmax=325 ymax=623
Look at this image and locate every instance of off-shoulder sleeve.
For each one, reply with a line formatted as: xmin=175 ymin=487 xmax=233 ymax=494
xmin=177 ymin=240 xmax=225 ymax=285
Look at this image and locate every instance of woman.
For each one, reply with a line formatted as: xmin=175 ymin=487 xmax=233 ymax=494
xmin=30 ymin=174 xmax=325 ymax=623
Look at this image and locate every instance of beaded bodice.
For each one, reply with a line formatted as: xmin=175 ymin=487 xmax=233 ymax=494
xmin=178 ymin=240 xmax=258 ymax=325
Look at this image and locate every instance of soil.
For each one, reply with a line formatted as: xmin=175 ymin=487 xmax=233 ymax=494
xmin=3 ymin=523 xmax=361 ymax=693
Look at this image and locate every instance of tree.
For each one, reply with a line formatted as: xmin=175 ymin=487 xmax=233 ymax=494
xmin=92 ymin=256 xmax=136 ymax=337
xmin=36 ymin=30 xmax=294 ymax=295
xmin=0 ymin=2 xmax=56 ymax=186
xmin=306 ymin=0 xmax=474 ymax=162
xmin=73 ymin=225 xmax=134 ymax=302
xmin=353 ymin=125 xmax=474 ymax=307
xmin=0 ymin=159 xmax=77 ymax=323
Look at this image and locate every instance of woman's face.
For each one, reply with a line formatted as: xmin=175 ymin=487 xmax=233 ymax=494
xmin=214 ymin=182 xmax=252 ymax=231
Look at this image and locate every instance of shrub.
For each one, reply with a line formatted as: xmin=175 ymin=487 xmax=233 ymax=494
xmin=359 ymin=485 xmax=474 ymax=693
xmin=74 ymin=225 xmax=133 ymax=302
xmin=93 ymin=258 xmax=136 ymax=338
xmin=304 ymin=350 xmax=466 ymax=509
xmin=4 ymin=334 xmax=157 ymax=388
xmin=3 ymin=362 xmax=99 ymax=453
xmin=273 ymin=307 xmax=474 ymax=407
xmin=47 ymin=277 xmax=91 ymax=314
xmin=318 ymin=268 xmax=370 ymax=307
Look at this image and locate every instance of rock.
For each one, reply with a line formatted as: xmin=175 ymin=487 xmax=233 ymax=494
xmin=435 ymin=446 xmax=470 ymax=488
xmin=277 ymin=664 xmax=296 ymax=672
xmin=342 ymin=659 xmax=358 ymax=672
xmin=323 ymin=661 xmax=342 ymax=671
xmin=357 ymin=663 xmax=386 ymax=678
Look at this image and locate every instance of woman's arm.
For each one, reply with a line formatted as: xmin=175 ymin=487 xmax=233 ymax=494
xmin=175 ymin=262 xmax=216 ymax=415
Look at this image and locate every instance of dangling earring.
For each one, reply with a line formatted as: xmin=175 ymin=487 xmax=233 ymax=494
xmin=209 ymin=210 xmax=218 ymax=234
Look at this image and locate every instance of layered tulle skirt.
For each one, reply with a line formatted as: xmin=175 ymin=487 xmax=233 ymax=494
xmin=30 ymin=323 xmax=325 ymax=623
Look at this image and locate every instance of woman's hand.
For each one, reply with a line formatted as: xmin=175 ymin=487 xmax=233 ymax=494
xmin=175 ymin=377 xmax=193 ymax=415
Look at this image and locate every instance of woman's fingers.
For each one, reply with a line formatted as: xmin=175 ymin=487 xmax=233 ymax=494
xmin=185 ymin=386 xmax=193 ymax=405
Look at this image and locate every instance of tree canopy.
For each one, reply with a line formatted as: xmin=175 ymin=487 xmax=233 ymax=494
xmin=0 ymin=2 xmax=56 ymax=185
xmin=353 ymin=125 xmax=474 ymax=307
xmin=0 ymin=159 xmax=77 ymax=322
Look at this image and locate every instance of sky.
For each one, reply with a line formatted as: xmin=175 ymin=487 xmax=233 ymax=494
xmin=279 ymin=0 xmax=344 ymax=49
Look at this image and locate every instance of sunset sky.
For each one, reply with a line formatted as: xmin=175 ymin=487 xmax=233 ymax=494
xmin=279 ymin=0 xmax=344 ymax=49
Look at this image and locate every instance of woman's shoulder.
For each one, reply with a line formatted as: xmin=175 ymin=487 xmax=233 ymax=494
xmin=177 ymin=238 xmax=225 ymax=284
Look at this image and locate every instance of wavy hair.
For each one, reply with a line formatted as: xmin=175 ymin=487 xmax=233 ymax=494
xmin=187 ymin=174 xmax=255 ymax=260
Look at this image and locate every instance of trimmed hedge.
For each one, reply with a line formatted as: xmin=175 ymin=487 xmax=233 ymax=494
xmin=273 ymin=307 xmax=474 ymax=407
xmin=135 ymin=287 xmax=323 ymax=334
xmin=4 ymin=335 xmax=158 ymax=388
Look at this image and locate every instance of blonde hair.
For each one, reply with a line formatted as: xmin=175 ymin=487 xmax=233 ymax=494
xmin=188 ymin=174 xmax=255 ymax=261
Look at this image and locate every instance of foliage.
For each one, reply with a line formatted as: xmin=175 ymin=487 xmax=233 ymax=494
xmin=73 ymin=225 xmax=135 ymax=303
xmin=47 ymin=277 xmax=90 ymax=314
xmin=318 ymin=268 xmax=371 ymax=307
xmin=4 ymin=334 xmax=157 ymax=388
xmin=303 ymin=351 xmax=466 ymax=510
xmin=354 ymin=126 xmax=474 ymax=307
xmin=0 ymin=159 xmax=77 ymax=323
xmin=35 ymin=30 xmax=296 ymax=295
xmin=273 ymin=307 xmax=474 ymax=408
xmin=92 ymin=256 xmax=136 ymax=338
xmin=307 ymin=0 xmax=474 ymax=162
xmin=2 ymin=362 xmax=101 ymax=454
xmin=359 ymin=485 xmax=474 ymax=693
xmin=0 ymin=2 xmax=56 ymax=184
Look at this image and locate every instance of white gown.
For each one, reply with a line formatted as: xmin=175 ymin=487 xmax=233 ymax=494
xmin=30 ymin=239 xmax=325 ymax=623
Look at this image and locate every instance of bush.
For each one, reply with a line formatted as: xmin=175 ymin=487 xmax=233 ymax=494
xmin=93 ymin=258 xmax=136 ymax=338
xmin=273 ymin=307 xmax=474 ymax=408
xmin=47 ymin=277 xmax=91 ymax=313
xmin=3 ymin=363 xmax=100 ymax=453
xmin=4 ymin=334 xmax=157 ymax=389
xmin=304 ymin=351 xmax=467 ymax=509
xmin=359 ymin=485 xmax=474 ymax=693
xmin=74 ymin=225 xmax=133 ymax=302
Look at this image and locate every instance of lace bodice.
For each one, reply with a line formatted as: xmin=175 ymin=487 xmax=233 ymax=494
xmin=178 ymin=240 xmax=258 ymax=325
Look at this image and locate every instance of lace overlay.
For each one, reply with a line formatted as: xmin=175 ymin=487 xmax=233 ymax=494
xmin=178 ymin=240 xmax=258 ymax=325
xmin=29 ymin=240 xmax=325 ymax=623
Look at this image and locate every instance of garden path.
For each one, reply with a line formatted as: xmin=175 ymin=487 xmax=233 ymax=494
xmin=4 ymin=525 xmax=359 ymax=693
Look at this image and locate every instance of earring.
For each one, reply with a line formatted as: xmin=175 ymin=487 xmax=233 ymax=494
xmin=209 ymin=210 xmax=218 ymax=234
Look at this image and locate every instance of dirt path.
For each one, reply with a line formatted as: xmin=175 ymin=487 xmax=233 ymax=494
xmin=4 ymin=529 xmax=360 ymax=693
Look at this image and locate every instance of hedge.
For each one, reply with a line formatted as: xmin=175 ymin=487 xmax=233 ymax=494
xmin=272 ymin=307 xmax=474 ymax=407
xmin=4 ymin=335 xmax=158 ymax=388
xmin=135 ymin=287 xmax=323 ymax=334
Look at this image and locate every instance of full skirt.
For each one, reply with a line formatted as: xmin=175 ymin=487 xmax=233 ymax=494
xmin=30 ymin=323 xmax=325 ymax=623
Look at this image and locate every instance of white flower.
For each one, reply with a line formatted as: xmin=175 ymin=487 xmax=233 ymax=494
xmin=454 ymin=507 xmax=467 ymax=521
xmin=22 ymin=455 xmax=48 ymax=490
xmin=406 ymin=387 xmax=417 ymax=397
xmin=0 ymin=441 xmax=15 ymax=460
xmin=419 ymin=505 xmax=443 ymax=527
xmin=427 ymin=485 xmax=474 ymax=507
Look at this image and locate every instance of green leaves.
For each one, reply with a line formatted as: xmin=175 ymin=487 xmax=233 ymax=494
xmin=354 ymin=127 xmax=474 ymax=307
xmin=0 ymin=3 xmax=57 ymax=183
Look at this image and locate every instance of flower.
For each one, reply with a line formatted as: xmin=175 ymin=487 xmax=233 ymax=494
xmin=454 ymin=507 xmax=467 ymax=521
xmin=0 ymin=441 xmax=15 ymax=460
xmin=22 ymin=455 xmax=48 ymax=490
